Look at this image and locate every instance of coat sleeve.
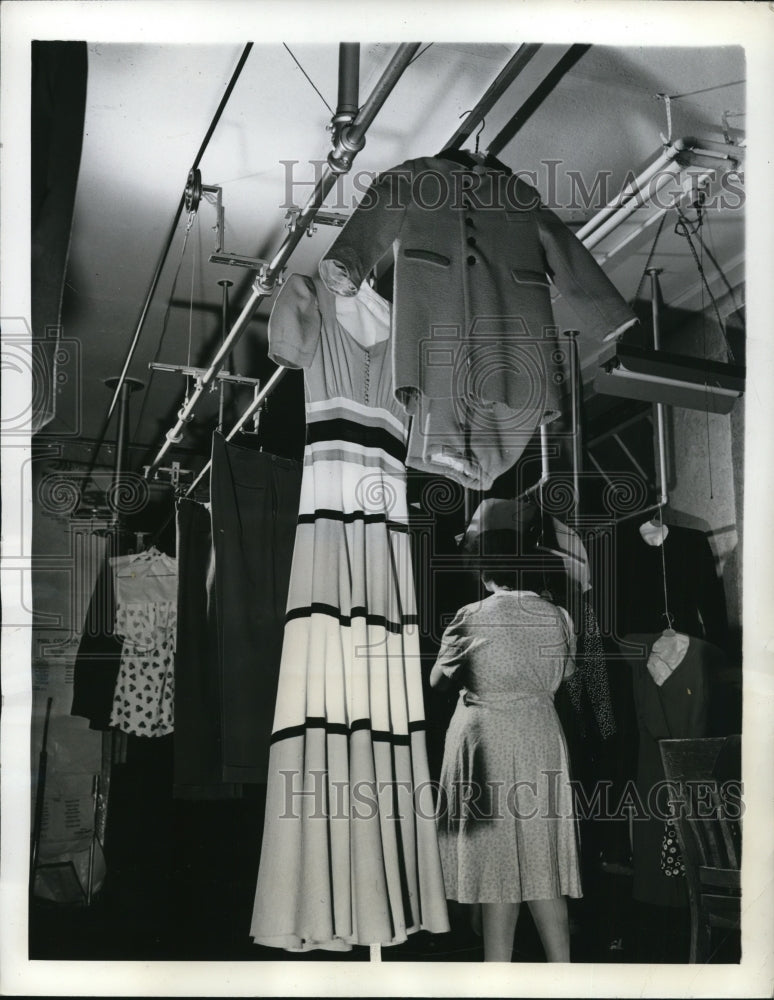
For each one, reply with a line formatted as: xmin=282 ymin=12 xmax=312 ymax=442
xmin=318 ymin=162 xmax=412 ymax=296
xmin=267 ymin=273 xmax=321 ymax=370
xmin=534 ymin=199 xmax=638 ymax=342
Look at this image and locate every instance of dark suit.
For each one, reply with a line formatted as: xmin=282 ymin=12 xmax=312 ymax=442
xmin=319 ymin=155 xmax=636 ymax=488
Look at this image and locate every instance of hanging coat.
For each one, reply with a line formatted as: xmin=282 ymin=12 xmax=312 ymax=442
xmin=319 ymin=154 xmax=637 ymax=489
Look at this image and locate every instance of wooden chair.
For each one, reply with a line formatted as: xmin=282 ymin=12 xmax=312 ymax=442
xmin=659 ymin=736 xmax=742 ymax=963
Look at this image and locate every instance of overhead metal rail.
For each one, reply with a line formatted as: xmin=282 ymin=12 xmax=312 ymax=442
xmin=105 ymin=43 xmax=254 ymax=429
xmin=80 ymin=42 xmax=254 ymax=497
xmin=487 ymin=44 xmax=591 ymax=156
xmin=159 ymin=42 xmax=628 ymax=495
xmin=443 ymin=43 xmax=542 ymax=150
xmin=184 ymin=44 xmax=568 ymax=494
xmin=146 ymin=41 xmax=421 ymax=478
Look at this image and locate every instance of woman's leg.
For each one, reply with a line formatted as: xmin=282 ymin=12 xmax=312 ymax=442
xmin=527 ymin=897 xmax=570 ymax=962
xmin=481 ymin=902 xmax=520 ymax=962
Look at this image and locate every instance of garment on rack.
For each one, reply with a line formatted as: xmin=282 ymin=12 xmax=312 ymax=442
xmin=615 ymin=521 xmax=729 ymax=650
xmin=319 ymin=154 xmax=637 ymax=490
xmin=251 ymin=273 xmax=449 ymax=951
xmin=109 ymin=548 xmax=178 ymax=737
xmin=71 ymin=557 xmax=123 ymax=730
xmin=210 ymin=433 xmax=302 ymax=783
xmin=174 ymin=498 xmax=242 ymax=798
xmin=618 ymin=633 xmax=725 ymax=907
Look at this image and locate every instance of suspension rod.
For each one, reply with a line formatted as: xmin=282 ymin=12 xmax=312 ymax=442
xmin=146 ymin=42 xmax=420 ymax=477
xmin=105 ymin=43 xmax=253 ymax=426
xmin=648 ymin=268 xmax=670 ymax=506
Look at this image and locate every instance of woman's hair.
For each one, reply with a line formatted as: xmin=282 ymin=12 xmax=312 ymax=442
xmin=481 ymin=564 xmax=545 ymax=593
xmin=481 ymin=553 xmax=570 ymax=608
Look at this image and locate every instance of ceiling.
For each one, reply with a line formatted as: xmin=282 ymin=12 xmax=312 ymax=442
xmin=48 ymin=40 xmax=746 ymax=482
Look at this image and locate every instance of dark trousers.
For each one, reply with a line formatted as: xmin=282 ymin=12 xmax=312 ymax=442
xmin=174 ymin=498 xmax=242 ymax=797
xmin=210 ymin=434 xmax=301 ymax=782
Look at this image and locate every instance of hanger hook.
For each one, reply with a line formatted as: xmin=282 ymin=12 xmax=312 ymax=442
xmin=458 ymin=112 xmax=486 ymax=154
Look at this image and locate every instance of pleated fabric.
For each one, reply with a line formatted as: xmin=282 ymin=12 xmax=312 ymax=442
xmin=250 ymin=274 xmax=449 ymax=951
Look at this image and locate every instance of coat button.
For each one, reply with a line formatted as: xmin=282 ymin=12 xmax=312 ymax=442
xmin=465 ymin=217 xmax=474 ymax=227
xmin=467 ymin=255 xmax=477 ymax=266
xmin=467 ymin=236 xmax=477 ymax=247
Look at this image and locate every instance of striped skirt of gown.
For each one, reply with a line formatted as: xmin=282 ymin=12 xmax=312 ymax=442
xmin=250 ymin=398 xmax=449 ymax=951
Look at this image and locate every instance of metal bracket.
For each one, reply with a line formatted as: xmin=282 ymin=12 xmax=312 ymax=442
xmin=252 ymin=264 xmax=286 ymax=295
xmin=327 ymin=109 xmax=357 ymax=150
xmin=208 ymin=251 xmax=270 ymax=270
xmin=239 ymin=383 xmax=265 ymax=436
xmin=149 ymin=361 xmax=262 ymax=388
xmin=284 ymin=207 xmax=349 ymax=234
xmin=142 ymin=460 xmax=192 ymax=489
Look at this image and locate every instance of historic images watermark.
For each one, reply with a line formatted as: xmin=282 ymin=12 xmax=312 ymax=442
xmin=280 ymin=158 xmax=745 ymax=214
xmin=277 ymin=768 xmax=745 ymax=824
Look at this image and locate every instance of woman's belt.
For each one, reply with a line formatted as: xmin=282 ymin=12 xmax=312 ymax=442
xmin=460 ymin=689 xmax=553 ymax=707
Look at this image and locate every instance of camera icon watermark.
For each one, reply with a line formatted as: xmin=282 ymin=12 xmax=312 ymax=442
xmin=416 ymin=318 xmax=567 ymax=453
xmin=1 ymin=318 xmax=82 ymax=435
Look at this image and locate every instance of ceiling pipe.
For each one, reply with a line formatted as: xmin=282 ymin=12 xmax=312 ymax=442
xmin=487 ymin=44 xmax=591 ymax=156
xmin=581 ymin=162 xmax=683 ymax=250
xmin=575 ymin=138 xmax=693 ymax=242
xmin=146 ymin=42 xmax=421 ymax=478
xmin=576 ymin=136 xmax=741 ymax=248
xmin=335 ymin=43 xmax=360 ymax=118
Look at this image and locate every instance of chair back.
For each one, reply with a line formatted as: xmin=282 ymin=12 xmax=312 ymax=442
xmin=659 ymin=735 xmax=742 ymax=962
xmin=659 ymin=735 xmax=741 ymax=872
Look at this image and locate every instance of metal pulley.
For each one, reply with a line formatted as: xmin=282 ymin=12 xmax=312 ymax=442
xmin=184 ymin=167 xmax=203 ymax=214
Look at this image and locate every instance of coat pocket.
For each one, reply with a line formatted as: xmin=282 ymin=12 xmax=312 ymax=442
xmin=510 ymin=267 xmax=549 ymax=287
xmin=403 ymin=248 xmax=451 ymax=267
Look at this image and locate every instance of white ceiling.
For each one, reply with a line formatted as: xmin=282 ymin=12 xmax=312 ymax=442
xmin=55 ymin=41 xmax=745 ymax=467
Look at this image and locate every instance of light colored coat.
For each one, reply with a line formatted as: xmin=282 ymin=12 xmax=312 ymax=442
xmin=319 ymin=155 xmax=636 ymax=488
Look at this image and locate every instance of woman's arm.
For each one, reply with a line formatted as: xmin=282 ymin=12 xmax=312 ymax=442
xmin=429 ymin=657 xmax=452 ymax=691
xmin=429 ymin=607 xmax=470 ymax=691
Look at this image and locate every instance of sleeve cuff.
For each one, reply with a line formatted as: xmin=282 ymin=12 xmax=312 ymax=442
xmin=603 ymin=316 xmax=639 ymax=342
xmin=319 ymin=252 xmax=361 ymax=296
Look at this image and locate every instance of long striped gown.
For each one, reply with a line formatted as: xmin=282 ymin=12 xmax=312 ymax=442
xmin=250 ymin=273 xmax=449 ymax=951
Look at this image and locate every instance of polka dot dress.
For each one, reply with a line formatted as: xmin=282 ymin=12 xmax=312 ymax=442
xmin=110 ymin=601 xmax=176 ymax=736
xmin=108 ymin=548 xmax=178 ymax=738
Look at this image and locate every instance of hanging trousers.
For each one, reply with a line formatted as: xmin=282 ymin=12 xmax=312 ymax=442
xmin=174 ymin=498 xmax=244 ymax=797
xmin=210 ymin=433 xmax=302 ymax=783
